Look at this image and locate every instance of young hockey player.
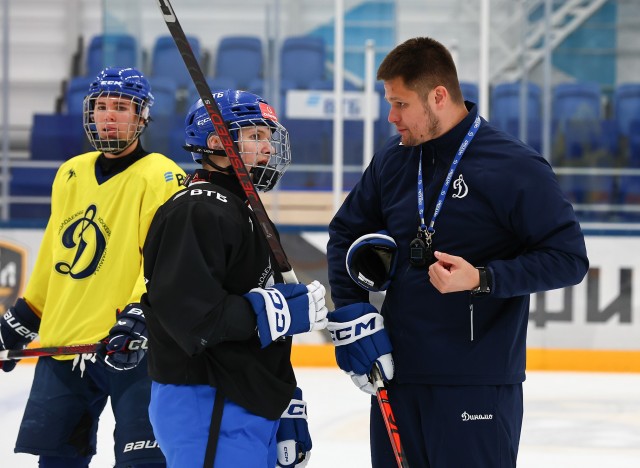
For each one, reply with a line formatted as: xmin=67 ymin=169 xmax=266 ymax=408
xmin=0 ymin=67 xmax=185 ymax=467
xmin=142 ymin=89 xmax=326 ymax=467
xmin=326 ymin=37 xmax=589 ymax=467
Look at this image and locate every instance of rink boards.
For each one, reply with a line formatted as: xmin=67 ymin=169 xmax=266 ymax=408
xmin=0 ymin=227 xmax=638 ymax=372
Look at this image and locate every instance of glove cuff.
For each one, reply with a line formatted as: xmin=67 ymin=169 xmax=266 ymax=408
xmin=245 ymin=288 xmax=291 ymax=347
xmin=13 ymin=298 xmax=41 ymax=334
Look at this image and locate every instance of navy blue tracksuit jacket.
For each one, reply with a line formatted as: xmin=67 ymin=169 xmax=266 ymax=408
xmin=327 ymin=104 xmax=589 ymax=386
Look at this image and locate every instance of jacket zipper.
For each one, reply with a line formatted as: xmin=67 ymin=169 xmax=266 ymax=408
xmin=469 ymin=299 xmax=474 ymax=342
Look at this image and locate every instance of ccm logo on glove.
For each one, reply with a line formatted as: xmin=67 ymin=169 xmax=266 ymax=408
xmin=264 ymin=291 xmax=287 ymax=332
xmin=328 ymin=313 xmax=384 ymax=345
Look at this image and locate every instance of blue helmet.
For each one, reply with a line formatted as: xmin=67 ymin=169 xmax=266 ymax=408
xmin=83 ymin=67 xmax=154 ymax=154
xmin=184 ymin=89 xmax=291 ymax=192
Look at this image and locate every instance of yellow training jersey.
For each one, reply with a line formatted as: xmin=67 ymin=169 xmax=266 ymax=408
xmin=24 ymin=151 xmax=186 ymax=355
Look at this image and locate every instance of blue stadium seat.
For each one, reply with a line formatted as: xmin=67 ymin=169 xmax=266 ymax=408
xmin=10 ymin=167 xmax=56 ymax=220
xmin=151 ymin=77 xmax=179 ymax=117
xmin=142 ymin=78 xmax=179 ymax=158
xmin=30 ymin=114 xmax=88 ymax=161
xmin=553 ymin=82 xmax=602 ymax=123
xmin=280 ymin=36 xmax=326 ymax=89
xmin=86 ymin=34 xmax=138 ymax=78
xmin=214 ymin=36 xmax=263 ymax=90
xmin=187 ymin=77 xmax=238 ymax=108
xmin=628 ymin=118 xmax=640 ymax=167
xmin=247 ymin=78 xmax=266 ymax=96
xmin=490 ymin=81 xmax=542 ymax=151
xmin=460 ymin=81 xmax=479 ymax=103
xmin=552 ymin=82 xmax=603 ymax=160
xmin=612 ymin=83 xmax=640 ymax=138
xmin=151 ymin=35 xmax=202 ymax=90
xmin=66 ymin=76 xmax=94 ymax=115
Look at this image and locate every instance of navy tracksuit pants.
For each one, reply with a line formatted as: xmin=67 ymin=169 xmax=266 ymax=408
xmin=371 ymin=382 xmax=523 ymax=468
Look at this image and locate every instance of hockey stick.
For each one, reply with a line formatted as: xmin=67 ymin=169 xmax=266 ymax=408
xmin=155 ymin=0 xmax=298 ymax=284
xmin=0 ymin=343 xmax=103 ymax=360
xmin=0 ymin=339 xmax=148 ymax=361
xmin=371 ymin=364 xmax=410 ymax=468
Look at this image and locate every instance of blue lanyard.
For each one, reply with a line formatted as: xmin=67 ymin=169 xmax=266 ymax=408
xmin=417 ymin=111 xmax=481 ymax=241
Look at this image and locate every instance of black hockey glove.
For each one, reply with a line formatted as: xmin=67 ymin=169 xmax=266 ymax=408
xmin=97 ymin=303 xmax=148 ymax=372
xmin=0 ymin=298 xmax=40 ymax=372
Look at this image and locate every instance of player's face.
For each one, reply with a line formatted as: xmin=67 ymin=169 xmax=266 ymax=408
xmin=384 ymin=77 xmax=440 ymax=146
xmin=236 ymin=124 xmax=274 ymax=166
xmin=92 ymin=94 xmax=141 ymax=143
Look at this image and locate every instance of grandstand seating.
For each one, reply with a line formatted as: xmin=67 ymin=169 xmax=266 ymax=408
xmin=85 ymin=34 xmax=139 ymax=78
xmin=214 ymin=36 xmax=263 ymax=90
xmin=280 ymin=36 xmax=326 ymax=89
xmin=187 ymin=77 xmax=238 ymax=108
xmin=490 ymin=81 xmax=542 ymax=152
xmin=141 ymin=77 xmax=179 ymax=158
xmin=552 ymin=81 xmax=603 ymax=160
xmin=29 ymin=114 xmax=87 ymax=161
xmin=612 ymin=83 xmax=640 ymax=138
xmin=65 ymin=76 xmax=94 ymax=115
xmin=30 ymin=76 xmax=92 ymax=161
xmin=150 ymin=35 xmax=202 ymax=91
xmin=9 ymin=167 xmax=56 ymax=219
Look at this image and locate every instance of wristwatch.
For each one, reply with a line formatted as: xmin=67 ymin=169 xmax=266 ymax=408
xmin=471 ymin=267 xmax=491 ymax=295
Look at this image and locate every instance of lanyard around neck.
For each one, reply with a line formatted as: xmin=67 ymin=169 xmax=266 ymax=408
xmin=417 ymin=111 xmax=481 ymax=237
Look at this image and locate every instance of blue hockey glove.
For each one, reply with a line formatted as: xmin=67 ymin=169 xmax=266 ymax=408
xmin=97 ymin=303 xmax=148 ymax=372
xmin=277 ymin=387 xmax=312 ymax=468
xmin=245 ymin=281 xmax=328 ymax=348
xmin=346 ymin=230 xmax=398 ymax=292
xmin=0 ymin=298 xmax=40 ymax=372
xmin=326 ymin=303 xmax=394 ymax=394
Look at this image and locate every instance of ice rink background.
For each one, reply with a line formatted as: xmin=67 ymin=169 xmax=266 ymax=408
xmin=1 ymin=365 xmax=640 ymax=467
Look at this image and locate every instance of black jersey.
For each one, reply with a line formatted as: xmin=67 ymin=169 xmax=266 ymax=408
xmin=142 ymin=170 xmax=295 ymax=420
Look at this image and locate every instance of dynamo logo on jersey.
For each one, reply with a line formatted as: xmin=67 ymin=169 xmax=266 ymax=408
xmin=55 ymin=205 xmax=108 ymax=279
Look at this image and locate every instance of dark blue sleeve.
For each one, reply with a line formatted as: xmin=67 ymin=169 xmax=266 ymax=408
xmin=487 ymin=155 xmax=589 ymax=297
xmin=328 ymin=155 xmax=385 ymax=309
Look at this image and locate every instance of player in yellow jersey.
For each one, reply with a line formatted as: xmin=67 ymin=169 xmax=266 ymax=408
xmin=0 ymin=67 xmax=185 ymax=468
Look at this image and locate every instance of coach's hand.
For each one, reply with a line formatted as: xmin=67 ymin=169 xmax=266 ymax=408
xmin=0 ymin=298 xmax=40 ymax=372
xmin=245 ymin=281 xmax=328 ymax=347
xmin=97 ymin=303 xmax=148 ymax=371
xmin=327 ymin=302 xmax=394 ymax=394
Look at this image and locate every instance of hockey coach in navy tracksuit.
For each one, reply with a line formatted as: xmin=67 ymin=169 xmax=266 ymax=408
xmin=326 ymin=37 xmax=589 ymax=468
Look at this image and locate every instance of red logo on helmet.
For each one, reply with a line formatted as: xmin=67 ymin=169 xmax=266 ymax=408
xmin=259 ymin=103 xmax=278 ymax=122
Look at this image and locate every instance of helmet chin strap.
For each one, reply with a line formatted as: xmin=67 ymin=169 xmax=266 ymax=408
xmin=201 ymin=151 xmax=235 ymax=174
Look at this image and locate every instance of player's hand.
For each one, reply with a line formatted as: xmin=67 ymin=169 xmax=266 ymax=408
xmin=0 ymin=299 xmax=40 ymax=372
xmin=277 ymin=387 xmax=312 ymax=467
xmin=326 ymin=302 xmax=394 ymax=394
xmin=96 ymin=303 xmax=148 ymax=371
xmin=245 ymin=281 xmax=329 ymax=348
